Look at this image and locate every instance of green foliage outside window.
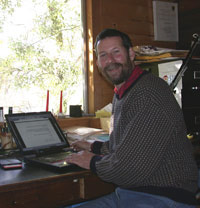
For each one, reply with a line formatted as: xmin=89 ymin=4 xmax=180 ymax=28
xmin=0 ymin=0 xmax=83 ymax=114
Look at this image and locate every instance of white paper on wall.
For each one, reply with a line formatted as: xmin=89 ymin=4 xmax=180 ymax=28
xmin=153 ymin=1 xmax=179 ymax=42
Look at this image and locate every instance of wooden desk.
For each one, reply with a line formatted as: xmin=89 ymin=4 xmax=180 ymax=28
xmin=0 ymin=163 xmax=115 ymax=208
xmin=0 ymin=117 xmax=114 ymax=207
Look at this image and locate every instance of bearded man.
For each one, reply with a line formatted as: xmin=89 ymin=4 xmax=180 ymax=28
xmin=66 ymin=28 xmax=198 ymax=208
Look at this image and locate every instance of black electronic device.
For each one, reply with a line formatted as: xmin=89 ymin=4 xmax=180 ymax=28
xmin=5 ymin=111 xmax=81 ymax=172
xmin=169 ymin=34 xmax=200 ymax=137
xmin=170 ymin=33 xmax=200 ymax=91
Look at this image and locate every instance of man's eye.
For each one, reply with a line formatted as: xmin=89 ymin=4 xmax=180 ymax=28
xmin=99 ymin=54 xmax=106 ymax=58
xmin=113 ymin=50 xmax=120 ymax=54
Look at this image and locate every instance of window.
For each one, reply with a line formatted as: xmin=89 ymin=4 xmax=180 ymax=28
xmin=0 ymin=0 xmax=84 ymax=115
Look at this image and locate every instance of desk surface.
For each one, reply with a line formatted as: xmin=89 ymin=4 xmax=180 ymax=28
xmin=0 ymin=160 xmax=115 ymax=208
xmin=0 ymin=161 xmax=85 ymax=187
xmin=0 ymin=119 xmax=114 ymax=207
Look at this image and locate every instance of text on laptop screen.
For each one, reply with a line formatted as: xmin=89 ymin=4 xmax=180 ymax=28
xmin=14 ymin=118 xmax=61 ymax=148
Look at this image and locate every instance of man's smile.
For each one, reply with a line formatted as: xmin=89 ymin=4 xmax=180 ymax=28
xmin=105 ymin=63 xmax=122 ymax=73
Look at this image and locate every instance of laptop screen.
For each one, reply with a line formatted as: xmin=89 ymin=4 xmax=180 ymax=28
xmin=5 ymin=112 xmax=69 ymax=154
xmin=15 ymin=118 xmax=62 ymax=148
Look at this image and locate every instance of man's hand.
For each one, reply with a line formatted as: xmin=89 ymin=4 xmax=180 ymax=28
xmin=71 ymin=140 xmax=92 ymax=152
xmin=66 ymin=150 xmax=95 ymax=169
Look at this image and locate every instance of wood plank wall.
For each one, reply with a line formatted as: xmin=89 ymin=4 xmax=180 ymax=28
xmin=85 ymin=0 xmax=199 ymax=114
xmin=178 ymin=0 xmax=200 ymax=49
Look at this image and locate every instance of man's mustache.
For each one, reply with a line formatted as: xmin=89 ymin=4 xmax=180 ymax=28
xmin=105 ymin=63 xmax=122 ymax=72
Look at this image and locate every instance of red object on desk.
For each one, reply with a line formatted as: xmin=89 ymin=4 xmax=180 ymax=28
xmin=46 ymin=90 xmax=49 ymax=112
xmin=59 ymin=90 xmax=63 ymax=113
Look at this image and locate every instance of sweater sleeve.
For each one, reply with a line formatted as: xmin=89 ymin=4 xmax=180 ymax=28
xmin=94 ymin=96 xmax=180 ymax=188
xmin=91 ymin=140 xmax=110 ymax=155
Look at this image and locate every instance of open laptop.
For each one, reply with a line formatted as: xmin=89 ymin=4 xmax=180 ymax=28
xmin=5 ymin=111 xmax=82 ymax=172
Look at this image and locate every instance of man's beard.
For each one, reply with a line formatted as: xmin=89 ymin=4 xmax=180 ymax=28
xmin=102 ymin=58 xmax=133 ymax=85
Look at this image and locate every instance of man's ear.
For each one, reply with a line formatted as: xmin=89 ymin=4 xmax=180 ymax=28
xmin=96 ymin=59 xmax=99 ymax=67
xmin=129 ymin=47 xmax=135 ymax=61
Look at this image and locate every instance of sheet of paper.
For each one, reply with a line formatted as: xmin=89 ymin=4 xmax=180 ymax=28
xmin=153 ymin=1 xmax=179 ymax=42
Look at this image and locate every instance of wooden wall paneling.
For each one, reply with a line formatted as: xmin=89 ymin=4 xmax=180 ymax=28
xmin=178 ymin=0 xmax=200 ymax=12
xmin=101 ymin=0 xmax=152 ymax=22
xmin=86 ymin=0 xmax=114 ymax=114
xmin=85 ymin=0 xmax=94 ymax=114
xmin=100 ymin=0 xmax=154 ymax=45
xmin=100 ymin=16 xmax=154 ymax=36
xmin=178 ymin=0 xmax=200 ymax=49
xmin=91 ymin=0 xmax=115 ymax=112
xmin=100 ymin=0 xmax=177 ymax=48
xmin=93 ymin=70 xmax=114 ymax=111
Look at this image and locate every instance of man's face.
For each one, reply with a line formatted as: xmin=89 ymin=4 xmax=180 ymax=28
xmin=96 ymin=36 xmax=135 ymax=86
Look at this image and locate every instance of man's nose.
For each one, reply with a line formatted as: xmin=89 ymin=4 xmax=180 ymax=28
xmin=106 ymin=53 xmax=115 ymax=63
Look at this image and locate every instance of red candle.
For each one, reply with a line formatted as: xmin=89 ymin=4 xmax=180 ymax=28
xmin=46 ymin=90 xmax=49 ymax=112
xmin=59 ymin=90 xmax=63 ymax=113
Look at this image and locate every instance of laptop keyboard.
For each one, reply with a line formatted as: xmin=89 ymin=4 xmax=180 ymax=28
xmin=33 ymin=151 xmax=73 ymax=164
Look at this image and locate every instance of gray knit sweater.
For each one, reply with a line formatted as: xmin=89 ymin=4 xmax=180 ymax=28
xmin=92 ymin=71 xmax=198 ymax=204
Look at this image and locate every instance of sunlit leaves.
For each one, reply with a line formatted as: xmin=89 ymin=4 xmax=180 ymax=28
xmin=0 ymin=0 xmax=82 ymax=112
